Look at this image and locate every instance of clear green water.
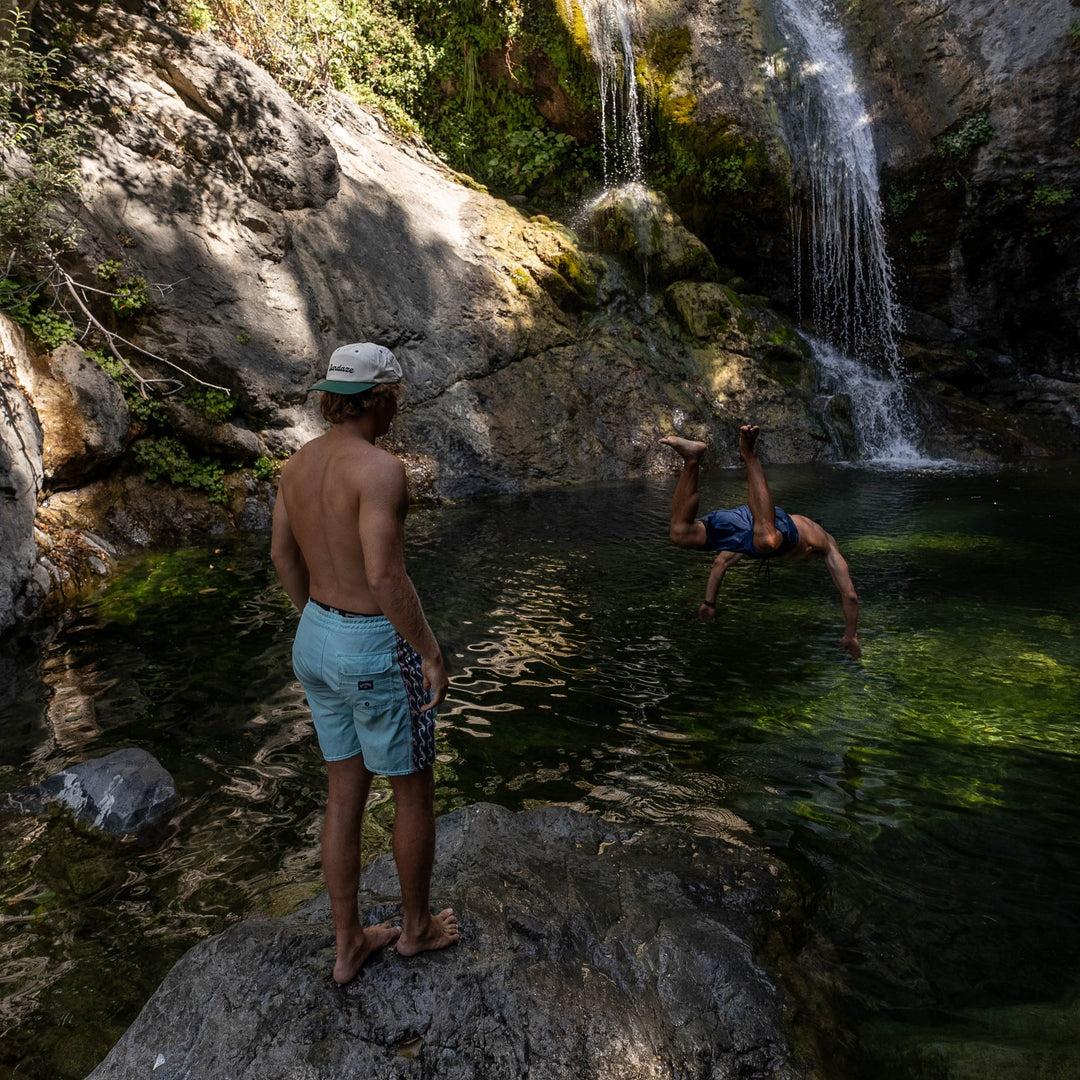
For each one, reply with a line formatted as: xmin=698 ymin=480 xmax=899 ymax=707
xmin=2 ymin=463 xmax=1079 ymax=1078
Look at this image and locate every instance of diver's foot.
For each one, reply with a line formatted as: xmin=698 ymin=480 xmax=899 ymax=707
xmin=396 ymin=908 xmax=460 ymax=957
xmin=659 ymin=436 xmax=707 ymax=463
xmin=738 ymin=425 xmax=761 ymax=460
xmin=333 ymin=920 xmax=401 ymax=985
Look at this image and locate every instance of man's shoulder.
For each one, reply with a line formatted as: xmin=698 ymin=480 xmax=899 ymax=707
xmin=341 ymin=443 xmax=407 ymax=506
xmin=789 ymin=514 xmax=836 ymax=555
xmin=359 ymin=443 xmax=406 ymax=478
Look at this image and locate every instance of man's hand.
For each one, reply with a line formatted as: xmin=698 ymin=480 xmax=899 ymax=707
xmin=842 ymin=634 xmax=862 ymax=660
xmin=698 ymin=602 xmax=717 ymax=622
xmin=422 ymin=654 xmax=449 ymax=711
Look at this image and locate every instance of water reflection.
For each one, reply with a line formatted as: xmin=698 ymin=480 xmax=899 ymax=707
xmin=1 ymin=465 xmax=1079 ymax=1076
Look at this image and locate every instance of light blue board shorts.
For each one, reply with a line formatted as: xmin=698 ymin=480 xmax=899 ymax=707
xmin=292 ymin=600 xmax=436 ymax=774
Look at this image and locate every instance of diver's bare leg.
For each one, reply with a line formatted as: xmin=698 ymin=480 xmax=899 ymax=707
xmin=660 ymin=437 xmax=708 ymax=548
xmin=739 ymin=425 xmax=782 ymax=555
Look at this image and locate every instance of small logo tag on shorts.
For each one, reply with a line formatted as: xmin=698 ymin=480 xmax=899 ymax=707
xmin=357 ymin=680 xmax=374 ymax=691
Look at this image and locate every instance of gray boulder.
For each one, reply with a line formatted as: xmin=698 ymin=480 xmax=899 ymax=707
xmin=85 ymin=803 xmax=817 ymax=1079
xmin=10 ymin=747 xmax=179 ymax=837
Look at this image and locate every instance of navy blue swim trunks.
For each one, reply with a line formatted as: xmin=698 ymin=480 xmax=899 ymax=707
xmin=699 ymin=504 xmax=800 ymax=558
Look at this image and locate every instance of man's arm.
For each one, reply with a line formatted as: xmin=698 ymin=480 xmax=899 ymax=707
xmin=699 ymin=550 xmax=742 ymax=621
xmin=358 ymin=456 xmax=449 ymax=708
xmin=824 ymin=541 xmax=861 ymax=659
xmin=270 ymin=487 xmax=310 ymax=611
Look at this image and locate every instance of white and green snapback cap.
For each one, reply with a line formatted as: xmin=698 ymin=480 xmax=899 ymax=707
xmin=310 ymin=342 xmax=402 ymax=394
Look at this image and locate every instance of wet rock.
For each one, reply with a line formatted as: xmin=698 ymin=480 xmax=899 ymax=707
xmin=664 ymin=281 xmax=737 ymax=341
xmin=823 ymin=393 xmax=858 ymax=461
xmin=85 ymin=803 xmax=819 ymax=1080
xmin=588 ymin=184 xmax=718 ymax=287
xmin=841 ymin=0 xmax=1080 ymax=376
xmin=9 ymin=748 xmax=179 ymax=838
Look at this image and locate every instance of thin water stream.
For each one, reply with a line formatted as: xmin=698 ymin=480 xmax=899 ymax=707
xmin=570 ymin=0 xmax=644 ymax=186
xmin=2 ymin=464 xmax=1080 ymax=1076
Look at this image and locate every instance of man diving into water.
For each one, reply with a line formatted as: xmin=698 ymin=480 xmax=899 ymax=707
xmin=661 ymin=425 xmax=862 ymax=659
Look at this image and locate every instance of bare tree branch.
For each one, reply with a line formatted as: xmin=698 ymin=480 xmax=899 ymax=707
xmin=47 ymin=257 xmax=231 ymax=397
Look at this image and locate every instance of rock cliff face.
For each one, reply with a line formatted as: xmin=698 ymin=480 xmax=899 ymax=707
xmin=0 ymin=319 xmax=42 ymax=628
xmin=1 ymin=3 xmax=836 ymax=631
xmin=628 ymin=0 xmax=1080 ymax=443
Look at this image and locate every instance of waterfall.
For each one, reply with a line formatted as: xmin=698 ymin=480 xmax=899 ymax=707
xmin=570 ymin=0 xmax=645 ymax=185
xmin=767 ymin=0 xmax=924 ymax=462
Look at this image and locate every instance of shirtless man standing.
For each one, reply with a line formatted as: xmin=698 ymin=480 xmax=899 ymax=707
xmin=661 ymin=425 xmax=862 ymax=659
xmin=271 ymin=342 xmax=458 ymax=984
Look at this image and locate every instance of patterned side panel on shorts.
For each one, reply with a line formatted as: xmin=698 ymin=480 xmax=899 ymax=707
xmin=396 ymin=633 xmax=436 ymax=771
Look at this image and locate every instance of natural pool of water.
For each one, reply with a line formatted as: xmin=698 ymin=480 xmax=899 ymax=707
xmin=2 ymin=462 xmax=1079 ymax=1078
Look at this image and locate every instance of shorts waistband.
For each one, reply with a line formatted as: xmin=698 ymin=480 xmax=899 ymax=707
xmin=303 ymin=599 xmax=392 ymax=633
xmin=310 ymin=597 xmax=381 ymax=619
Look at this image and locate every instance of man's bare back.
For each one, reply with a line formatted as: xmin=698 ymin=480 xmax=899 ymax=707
xmin=279 ymin=427 xmax=403 ymax=615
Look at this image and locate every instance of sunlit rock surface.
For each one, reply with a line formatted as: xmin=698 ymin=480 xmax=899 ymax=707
xmin=66 ymin=5 xmax=826 ymax=494
xmin=0 ymin=315 xmax=123 ymax=634
xmin=0 ymin=318 xmax=43 ymax=634
xmin=85 ymin=803 xmax=818 ymax=1080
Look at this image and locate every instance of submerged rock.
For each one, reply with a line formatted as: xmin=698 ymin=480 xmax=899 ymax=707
xmin=85 ymin=803 xmax=818 ymax=1080
xmin=9 ymin=748 xmax=179 ymax=838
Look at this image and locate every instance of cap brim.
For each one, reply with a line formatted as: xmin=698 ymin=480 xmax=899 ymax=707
xmin=308 ymin=379 xmax=378 ymax=394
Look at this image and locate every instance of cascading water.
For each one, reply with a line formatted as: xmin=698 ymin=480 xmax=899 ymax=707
xmin=569 ymin=0 xmax=645 ymax=186
xmin=767 ymin=0 xmax=925 ymax=462
xmin=569 ymin=0 xmax=660 ymax=295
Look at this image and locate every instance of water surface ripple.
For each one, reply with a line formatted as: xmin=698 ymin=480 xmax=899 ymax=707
xmin=2 ymin=464 xmax=1079 ymax=1075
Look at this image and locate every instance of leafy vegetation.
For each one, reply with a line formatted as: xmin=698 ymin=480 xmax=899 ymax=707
xmin=96 ymin=260 xmax=149 ymax=315
xmin=183 ymin=0 xmax=601 ymax=202
xmin=133 ymin=437 xmax=230 ymax=503
xmin=935 ymin=112 xmax=994 ymax=158
xmin=1028 ymin=185 xmax=1072 ymax=209
xmin=0 ymin=11 xmax=88 ymax=269
xmin=252 ymin=455 xmax=282 ymax=481
xmin=887 ymin=186 xmax=919 ymax=216
xmin=0 ymin=6 xmax=232 ymax=437
xmin=87 ymin=347 xmax=168 ymax=422
xmin=186 ymin=386 xmax=236 ymax=422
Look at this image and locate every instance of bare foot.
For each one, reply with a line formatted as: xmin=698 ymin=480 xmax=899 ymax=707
xmin=659 ymin=436 xmax=707 ymax=462
xmin=396 ymin=908 xmax=459 ymax=957
xmin=333 ymin=920 xmax=401 ymax=985
xmin=738 ymin=424 xmax=761 ymax=461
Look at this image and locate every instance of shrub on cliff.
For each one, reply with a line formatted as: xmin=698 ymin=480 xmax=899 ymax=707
xmin=0 ymin=11 xmax=87 ymax=272
xmin=176 ymin=0 xmax=600 ymax=203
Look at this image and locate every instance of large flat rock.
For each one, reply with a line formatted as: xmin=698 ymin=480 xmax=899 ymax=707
xmin=86 ymin=803 xmax=816 ymax=1080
